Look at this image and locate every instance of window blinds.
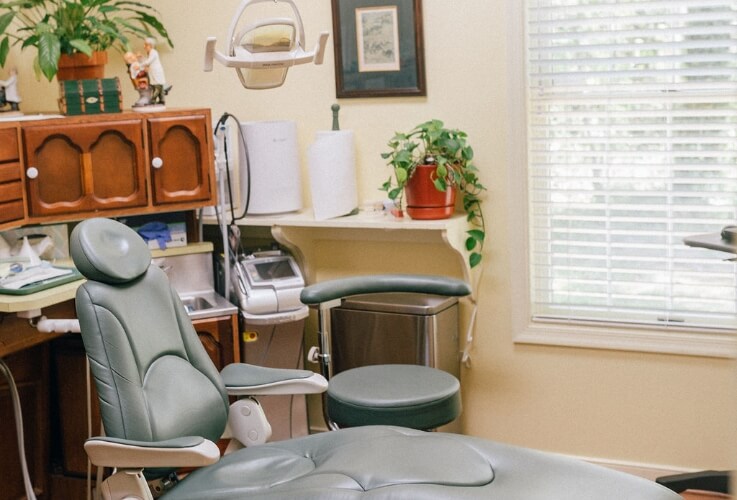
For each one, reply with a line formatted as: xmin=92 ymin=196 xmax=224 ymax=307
xmin=527 ymin=0 xmax=737 ymax=330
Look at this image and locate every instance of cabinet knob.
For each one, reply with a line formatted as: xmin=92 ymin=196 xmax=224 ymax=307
xmin=26 ymin=167 xmax=39 ymax=179
xmin=151 ymin=157 xmax=164 ymax=169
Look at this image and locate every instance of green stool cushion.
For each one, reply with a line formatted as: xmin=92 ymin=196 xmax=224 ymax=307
xmin=327 ymin=364 xmax=461 ymax=429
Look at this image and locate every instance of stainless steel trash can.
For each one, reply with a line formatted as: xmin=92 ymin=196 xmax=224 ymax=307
xmin=329 ymin=292 xmax=460 ymax=380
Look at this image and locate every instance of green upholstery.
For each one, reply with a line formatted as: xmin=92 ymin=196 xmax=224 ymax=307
xmin=301 ymin=274 xmax=468 ymax=430
xmin=71 ymin=218 xmax=680 ymax=499
xmin=72 ymin=219 xmax=228 ymax=448
xmin=300 ymin=274 xmax=471 ymax=305
xmin=327 ymin=365 xmax=461 ymax=429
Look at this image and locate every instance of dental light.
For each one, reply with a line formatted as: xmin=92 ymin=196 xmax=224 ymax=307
xmin=204 ymin=0 xmax=329 ymax=89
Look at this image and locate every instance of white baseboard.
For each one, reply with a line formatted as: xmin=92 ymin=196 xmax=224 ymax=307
xmin=580 ymin=456 xmax=692 ymax=481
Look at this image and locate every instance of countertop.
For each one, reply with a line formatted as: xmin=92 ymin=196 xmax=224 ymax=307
xmin=0 ymin=242 xmax=214 ymax=313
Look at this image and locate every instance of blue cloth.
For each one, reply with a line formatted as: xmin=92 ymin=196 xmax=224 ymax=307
xmin=137 ymin=222 xmax=171 ymax=250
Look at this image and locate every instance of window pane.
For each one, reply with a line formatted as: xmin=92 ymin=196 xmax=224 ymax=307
xmin=527 ymin=0 xmax=737 ymax=330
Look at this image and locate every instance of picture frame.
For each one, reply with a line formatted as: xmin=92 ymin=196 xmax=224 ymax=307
xmin=331 ymin=0 xmax=426 ymax=98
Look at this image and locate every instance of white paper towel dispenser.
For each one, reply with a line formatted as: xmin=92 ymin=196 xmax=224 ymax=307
xmin=239 ymin=120 xmax=303 ymax=215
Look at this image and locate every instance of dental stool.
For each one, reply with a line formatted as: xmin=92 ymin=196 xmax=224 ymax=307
xmin=70 ymin=218 xmax=680 ymax=500
xmin=300 ymin=275 xmax=469 ymax=430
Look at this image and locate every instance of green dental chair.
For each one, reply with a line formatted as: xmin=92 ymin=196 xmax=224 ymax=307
xmin=70 ymin=217 xmax=680 ymax=499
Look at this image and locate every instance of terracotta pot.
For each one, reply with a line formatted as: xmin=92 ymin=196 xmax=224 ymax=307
xmin=404 ymin=163 xmax=456 ymax=220
xmin=56 ymin=51 xmax=108 ymax=81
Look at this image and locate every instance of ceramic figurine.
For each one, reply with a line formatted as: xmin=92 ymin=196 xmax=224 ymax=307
xmin=0 ymin=68 xmax=21 ymax=112
xmin=124 ymin=51 xmax=153 ymax=108
xmin=141 ymin=37 xmax=171 ymax=106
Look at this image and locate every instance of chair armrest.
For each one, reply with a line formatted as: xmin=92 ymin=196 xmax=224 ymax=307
xmin=656 ymin=470 xmax=731 ymax=494
xmin=84 ymin=436 xmax=220 ymax=468
xmin=221 ymin=363 xmax=328 ymax=396
xmin=300 ymin=274 xmax=471 ymax=306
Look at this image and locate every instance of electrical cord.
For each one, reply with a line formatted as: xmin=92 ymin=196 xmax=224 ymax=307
xmin=214 ymin=111 xmax=252 ymax=223
xmin=0 ymin=357 xmax=38 ymax=500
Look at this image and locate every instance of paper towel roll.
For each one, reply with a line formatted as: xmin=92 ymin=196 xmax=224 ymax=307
xmin=308 ymin=130 xmax=357 ymax=221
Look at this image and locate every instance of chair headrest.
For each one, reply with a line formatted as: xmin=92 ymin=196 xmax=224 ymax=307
xmin=71 ymin=218 xmax=151 ymax=284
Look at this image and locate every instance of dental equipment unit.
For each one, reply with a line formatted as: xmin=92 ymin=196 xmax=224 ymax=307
xmin=204 ymin=0 xmax=329 ymax=89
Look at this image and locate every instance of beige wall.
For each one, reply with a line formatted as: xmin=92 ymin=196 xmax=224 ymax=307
xmin=9 ymin=0 xmax=736 ymax=471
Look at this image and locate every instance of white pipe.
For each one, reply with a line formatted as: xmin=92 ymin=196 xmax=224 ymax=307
xmin=35 ymin=317 xmax=81 ymax=334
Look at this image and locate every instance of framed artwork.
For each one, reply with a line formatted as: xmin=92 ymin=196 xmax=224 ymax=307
xmin=331 ymin=0 xmax=426 ymax=98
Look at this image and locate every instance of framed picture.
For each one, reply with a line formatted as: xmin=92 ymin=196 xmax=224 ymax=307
xmin=331 ymin=0 xmax=426 ymax=98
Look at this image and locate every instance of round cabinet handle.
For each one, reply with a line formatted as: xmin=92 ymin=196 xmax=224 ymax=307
xmin=26 ymin=167 xmax=39 ymax=179
xmin=151 ymin=157 xmax=164 ymax=169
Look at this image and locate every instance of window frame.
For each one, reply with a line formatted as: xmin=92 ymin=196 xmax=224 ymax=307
xmin=505 ymin=0 xmax=737 ymax=358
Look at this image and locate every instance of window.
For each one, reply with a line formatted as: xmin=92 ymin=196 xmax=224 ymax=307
xmin=523 ymin=1 xmax=737 ymax=345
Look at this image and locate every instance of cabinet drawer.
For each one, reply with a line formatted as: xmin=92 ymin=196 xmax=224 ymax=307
xmin=0 ymin=198 xmax=24 ymax=223
xmin=0 ymin=162 xmax=21 ymax=184
xmin=0 ymin=180 xmax=22 ymax=201
xmin=0 ymin=128 xmax=19 ymax=162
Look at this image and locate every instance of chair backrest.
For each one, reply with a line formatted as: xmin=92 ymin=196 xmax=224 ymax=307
xmin=71 ymin=218 xmax=228 ymax=444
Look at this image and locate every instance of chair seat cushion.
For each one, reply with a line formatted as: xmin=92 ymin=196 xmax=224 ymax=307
xmin=164 ymin=426 xmax=679 ymax=500
xmin=327 ymin=364 xmax=461 ymax=429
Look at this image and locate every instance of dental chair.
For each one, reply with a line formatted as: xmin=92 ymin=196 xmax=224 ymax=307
xmin=70 ymin=217 xmax=681 ymax=499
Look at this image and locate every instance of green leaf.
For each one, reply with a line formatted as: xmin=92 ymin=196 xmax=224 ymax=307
xmin=436 ymin=163 xmax=447 ymax=179
xmin=465 ymin=236 xmax=477 ymax=251
xmin=0 ymin=12 xmax=15 ymax=37
xmin=388 ymin=188 xmax=402 ymax=200
xmin=0 ymin=38 xmax=9 ymax=66
xmin=470 ymin=252 xmax=482 ymax=268
xmin=433 ymin=177 xmax=447 ymax=192
xmin=69 ymin=38 xmax=93 ymax=56
xmin=394 ymin=167 xmax=407 ymax=184
xmin=37 ymin=29 xmax=60 ymax=81
xmin=467 ymin=229 xmax=485 ymax=243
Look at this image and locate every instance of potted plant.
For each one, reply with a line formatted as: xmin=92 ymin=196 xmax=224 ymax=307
xmin=381 ymin=119 xmax=486 ymax=268
xmin=0 ymin=0 xmax=172 ymax=81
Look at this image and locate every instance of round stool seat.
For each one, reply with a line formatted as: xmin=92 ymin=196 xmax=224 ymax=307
xmin=327 ymin=364 xmax=461 ymax=430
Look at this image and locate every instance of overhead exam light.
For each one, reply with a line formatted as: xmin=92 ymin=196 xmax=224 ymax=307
xmin=204 ymin=0 xmax=329 ymax=89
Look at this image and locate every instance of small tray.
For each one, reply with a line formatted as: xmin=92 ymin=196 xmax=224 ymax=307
xmin=0 ymin=267 xmax=84 ymax=295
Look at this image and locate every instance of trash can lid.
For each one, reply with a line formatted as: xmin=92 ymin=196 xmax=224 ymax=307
xmin=338 ymin=292 xmax=458 ymax=316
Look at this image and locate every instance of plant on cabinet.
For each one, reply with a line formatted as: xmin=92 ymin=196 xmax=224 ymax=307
xmin=381 ymin=119 xmax=486 ymax=268
xmin=0 ymin=0 xmax=172 ymax=81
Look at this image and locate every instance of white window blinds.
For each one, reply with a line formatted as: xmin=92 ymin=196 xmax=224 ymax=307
xmin=527 ymin=0 xmax=737 ymax=330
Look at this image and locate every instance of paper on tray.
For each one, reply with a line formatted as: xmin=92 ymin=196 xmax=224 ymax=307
xmin=307 ymin=130 xmax=357 ymax=221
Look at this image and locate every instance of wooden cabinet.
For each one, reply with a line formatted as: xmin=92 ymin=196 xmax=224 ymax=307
xmin=0 ymin=344 xmax=50 ymax=500
xmin=23 ymin=119 xmax=147 ymax=217
xmin=148 ymin=115 xmax=213 ymax=206
xmin=14 ymin=108 xmax=216 ymax=224
xmin=0 ymin=126 xmax=25 ymax=228
xmin=193 ymin=314 xmax=241 ymax=369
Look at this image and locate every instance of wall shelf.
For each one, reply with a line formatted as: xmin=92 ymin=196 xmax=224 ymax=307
xmin=229 ymin=209 xmax=479 ymax=289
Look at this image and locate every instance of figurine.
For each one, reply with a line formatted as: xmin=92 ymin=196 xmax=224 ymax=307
xmin=0 ymin=68 xmax=21 ymax=112
xmin=141 ymin=37 xmax=171 ymax=106
xmin=124 ymin=51 xmax=153 ymax=108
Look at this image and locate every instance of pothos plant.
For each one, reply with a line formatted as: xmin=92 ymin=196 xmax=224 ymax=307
xmin=381 ymin=119 xmax=486 ymax=268
xmin=0 ymin=0 xmax=173 ymax=81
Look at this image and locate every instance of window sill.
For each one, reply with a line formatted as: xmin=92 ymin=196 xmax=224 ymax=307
xmin=514 ymin=321 xmax=737 ymax=359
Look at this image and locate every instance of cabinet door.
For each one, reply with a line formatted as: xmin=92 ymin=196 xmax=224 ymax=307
xmin=23 ymin=120 xmax=147 ymax=217
xmin=0 ymin=345 xmax=50 ymax=499
xmin=147 ymin=115 xmax=214 ymax=206
xmin=0 ymin=127 xmax=25 ymax=226
xmin=192 ymin=314 xmax=240 ymax=370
